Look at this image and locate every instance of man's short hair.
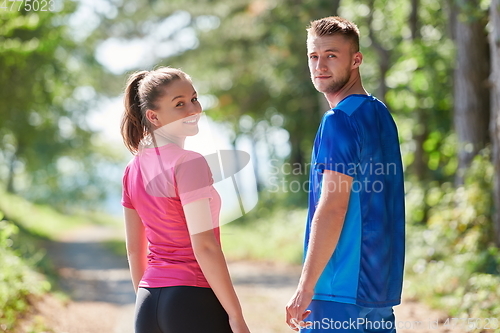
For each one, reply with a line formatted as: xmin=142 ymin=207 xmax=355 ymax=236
xmin=307 ymin=16 xmax=360 ymax=52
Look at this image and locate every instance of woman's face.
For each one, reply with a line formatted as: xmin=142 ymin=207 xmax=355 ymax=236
xmin=147 ymin=78 xmax=202 ymax=137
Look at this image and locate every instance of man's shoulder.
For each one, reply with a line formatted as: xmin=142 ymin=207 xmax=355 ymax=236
xmin=334 ymin=94 xmax=383 ymax=116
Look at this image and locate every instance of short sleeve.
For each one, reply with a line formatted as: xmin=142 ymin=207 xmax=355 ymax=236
xmin=314 ymin=111 xmax=361 ymax=177
xmin=175 ymin=151 xmax=214 ymax=206
xmin=121 ymin=164 xmax=134 ymax=209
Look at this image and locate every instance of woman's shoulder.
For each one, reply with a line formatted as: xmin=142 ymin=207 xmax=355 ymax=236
xmin=175 ymin=149 xmax=209 ymax=171
xmin=137 ymin=144 xmax=209 ymax=171
xmin=178 ymin=148 xmax=205 ymax=160
xmin=123 ymin=154 xmax=140 ymax=171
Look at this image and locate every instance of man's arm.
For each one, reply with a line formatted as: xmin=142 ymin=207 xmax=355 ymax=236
xmin=286 ymin=170 xmax=352 ymax=331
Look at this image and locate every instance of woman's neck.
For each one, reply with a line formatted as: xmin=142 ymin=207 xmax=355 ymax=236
xmin=151 ymin=129 xmax=186 ymax=149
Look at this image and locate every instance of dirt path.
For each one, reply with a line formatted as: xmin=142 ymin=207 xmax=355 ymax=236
xmin=228 ymin=262 xmax=468 ymax=333
xmin=31 ymin=225 xmax=135 ymax=333
xmin=27 ymin=225 xmax=467 ymax=333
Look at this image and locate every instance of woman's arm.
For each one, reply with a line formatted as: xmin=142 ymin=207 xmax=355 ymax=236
xmin=124 ymin=207 xmax=148 ymax=293
xmin=183 ymin=198 xmax=250 ymax=333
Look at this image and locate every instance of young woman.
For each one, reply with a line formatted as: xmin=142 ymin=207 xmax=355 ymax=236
xmin=120 ymin=67 xmax=250 ymax=333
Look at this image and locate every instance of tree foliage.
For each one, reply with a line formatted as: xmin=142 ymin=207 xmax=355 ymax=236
xmin=0 ymin=5 xmax=120 ymax=210
xmin=1 ymin=0 xmax=500 ymax=325
xmin=1 ymin=0 xmax=499 ymax=233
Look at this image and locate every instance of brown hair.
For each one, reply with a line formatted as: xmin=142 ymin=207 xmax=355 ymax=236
xmin=307 ymin=16 xmax=360 ymax=52
xmin=121 ymin=67 xmax=192 ymax=154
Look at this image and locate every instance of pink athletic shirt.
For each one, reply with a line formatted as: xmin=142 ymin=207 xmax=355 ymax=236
xmin=121 ymin=143 xmax=221 ymax=288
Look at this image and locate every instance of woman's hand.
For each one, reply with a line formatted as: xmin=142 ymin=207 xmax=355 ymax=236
xmin=229 ymin=315 xmax=251 ymax=333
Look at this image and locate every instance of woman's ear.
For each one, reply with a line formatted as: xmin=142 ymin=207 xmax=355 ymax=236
xmin=145 ymin=109 xmax=158 ymax=126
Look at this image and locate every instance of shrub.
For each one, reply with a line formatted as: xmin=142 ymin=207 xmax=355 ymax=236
xmin=404 ymin=150 xmax=500 ymax=332
xmin=0 ymin=215 xmax=50 ymax=331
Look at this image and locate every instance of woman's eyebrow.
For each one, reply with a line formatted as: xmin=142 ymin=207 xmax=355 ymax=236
xmin=172 ymin=95 xmax=184 ymax=101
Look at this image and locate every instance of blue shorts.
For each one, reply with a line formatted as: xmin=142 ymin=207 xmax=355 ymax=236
xmin=300 ymin=300 xmax=396 ymax=332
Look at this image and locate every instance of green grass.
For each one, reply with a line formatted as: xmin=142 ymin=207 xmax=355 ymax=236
xmin=0 ymin=189 xmax=122 ymax=332
xmin=0 ymin=189 xmax=89 ymax=240
xmin=103 ymin=207 xmax=307 ymax=264
xmin=103 ymin=239 xmax=127 ymax=257
xmin=221 ymin=208 xmax=306 ymax=264
xmin=0 ymin=217 xmax=50 ymax=332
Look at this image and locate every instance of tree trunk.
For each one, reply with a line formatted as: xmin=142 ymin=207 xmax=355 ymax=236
xmin=408 ymin=0 xmax=428 ymax=181
xmin=367 ymin=0 xmax=390 ymax=103
xmin=489 ymin=0 xmax=500 ymax=246
xmin=410 ymin=0 xmax=420 ymax=40
xmin=6 ymin=153 xmax=15 ymax=193
xmin=453 ymin=3 xmax=490 ymax=185
xmin=250 ymin=134 xmax=262 ymax=193
xmin=446 ymin=0 xmax=457 ymax=41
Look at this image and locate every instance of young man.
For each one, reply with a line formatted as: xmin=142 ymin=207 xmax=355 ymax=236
xmin=286 ymin=17 xmax=405 ymax=332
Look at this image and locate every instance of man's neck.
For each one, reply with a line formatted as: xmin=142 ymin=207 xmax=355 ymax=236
xmin=324 ymin=74 xmax=368 ymax=108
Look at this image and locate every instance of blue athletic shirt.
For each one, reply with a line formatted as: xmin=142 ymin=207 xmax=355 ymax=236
xmin=305 ymin=94 xmax=405 ymax=308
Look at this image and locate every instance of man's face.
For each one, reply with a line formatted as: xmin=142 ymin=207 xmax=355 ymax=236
xmin=307 ymin=34 xmax=358 ymax=94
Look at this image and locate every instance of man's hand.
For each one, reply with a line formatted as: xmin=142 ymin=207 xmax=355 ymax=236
xmin=285 ymin=288 xmax=313 ymax=331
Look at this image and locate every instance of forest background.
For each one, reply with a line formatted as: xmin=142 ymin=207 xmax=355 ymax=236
xmin=1 ymin=0 xmax=500 ymax=331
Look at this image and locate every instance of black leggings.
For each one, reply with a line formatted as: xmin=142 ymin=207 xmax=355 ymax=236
xmin=134 ymin=286 xmax=233 ymax=333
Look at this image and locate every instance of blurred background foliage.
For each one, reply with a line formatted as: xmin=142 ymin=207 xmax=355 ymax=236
xmin=1 ymin=0 xmax=500 ymax=330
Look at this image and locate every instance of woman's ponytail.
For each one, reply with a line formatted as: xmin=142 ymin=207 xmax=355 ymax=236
xmin=121 ymin=71 xmax=149 ymax=154
xmin=121 ymin=67 xmax=190 ymax=154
